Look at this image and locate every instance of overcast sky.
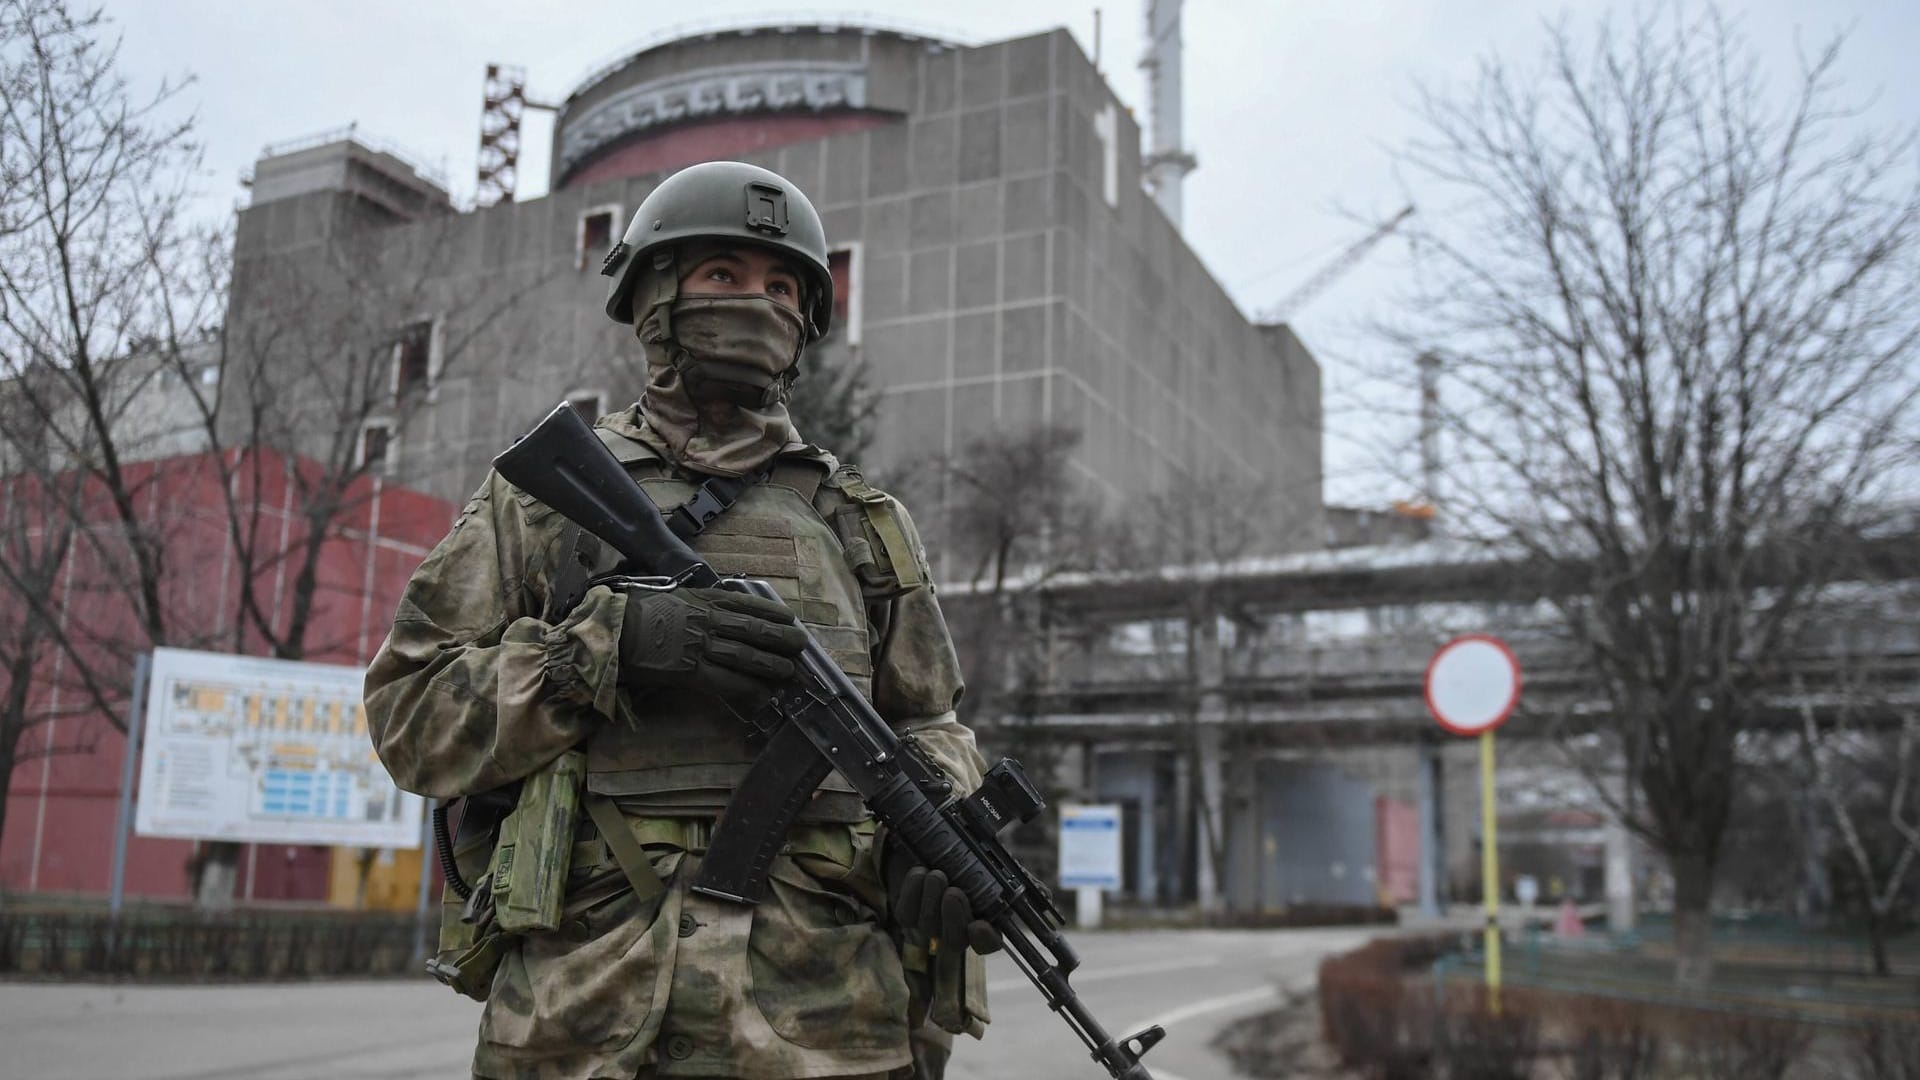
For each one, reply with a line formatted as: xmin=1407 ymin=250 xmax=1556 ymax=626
xmin=103 ymin=1 xmax=1920 ymax=503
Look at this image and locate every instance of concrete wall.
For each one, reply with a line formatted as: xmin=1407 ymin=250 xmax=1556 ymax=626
xmin=774 ymin=29 xmax=1323 ymax=561
xmin=228 ymin=26 xmax=1326 ymax=565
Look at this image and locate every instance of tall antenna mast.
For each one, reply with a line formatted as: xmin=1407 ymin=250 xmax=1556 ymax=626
xmin=1139 ymin=0 xmax=1196 ymax=228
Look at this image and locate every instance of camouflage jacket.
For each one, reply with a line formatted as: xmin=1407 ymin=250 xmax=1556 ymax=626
xmin=365 ymin=408 xmax=984 ymax=1080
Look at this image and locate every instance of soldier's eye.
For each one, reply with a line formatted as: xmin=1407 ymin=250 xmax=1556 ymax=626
xmin=706 ymin=267 xmax=736 ymax=284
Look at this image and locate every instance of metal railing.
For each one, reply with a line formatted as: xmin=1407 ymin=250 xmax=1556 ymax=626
xmin=257 ymin=123 xmax=449 ymax=189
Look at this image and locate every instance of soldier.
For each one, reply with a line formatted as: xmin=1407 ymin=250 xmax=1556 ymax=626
xmin=365 ymin=161 xmax=994 ymax=1080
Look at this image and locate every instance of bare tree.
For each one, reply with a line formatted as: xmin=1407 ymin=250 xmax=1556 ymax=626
xmin=167 ymin=212 xmax=548 ymax=903
xmin=935 ymin=423 xmax=1108 ymax=732
xmin=1108 ymin=471 xmax=1292 ymax=911
xmin=786 ymin=346 xmax=880 ymax=464
xmin=0 ymin=387 xmax=78 ymax=849
xmin=0 ymin=0 xmax=548 ymax=903
xmin=1383 ymin=8 xmax=1920 ymax=981
xmin=913 ymin=422 xmax=1110 ymax=883
xmin=0 ymin=0 xmax=208 ymax=854
xmin=1793 ymin=582 xmax=1920 ymax=976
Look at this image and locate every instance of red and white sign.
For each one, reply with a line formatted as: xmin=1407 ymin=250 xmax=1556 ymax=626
xmin=1423 ymin=634 xmax=1522 ymax=736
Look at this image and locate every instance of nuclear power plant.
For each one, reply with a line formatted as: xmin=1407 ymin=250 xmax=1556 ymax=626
xmin=216 ymin=12 xmax=1461 ymax=916
xmin=15 ymin=11 xmax=1561 ymax=916
xmin=234 ymin=17 xmax=1323 ymax=563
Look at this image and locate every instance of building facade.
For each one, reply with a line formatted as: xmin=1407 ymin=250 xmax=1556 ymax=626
xmin=230 ymin=23 xmax=1325 ymax=566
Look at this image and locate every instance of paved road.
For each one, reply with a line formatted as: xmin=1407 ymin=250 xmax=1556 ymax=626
xmin=0 ymin=926 xmax=1374 ymax=1080
xmin=951 ymin=926 xmax=1372 ymax=1080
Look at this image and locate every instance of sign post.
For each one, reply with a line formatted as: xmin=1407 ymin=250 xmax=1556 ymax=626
xmin=1423 ymin=634 xmax=1522 ymax=1009
xmin=108 ymin=653 xmax=153 ymax=917
xmin=1058 ymin=804 xmax=1123 ymax=929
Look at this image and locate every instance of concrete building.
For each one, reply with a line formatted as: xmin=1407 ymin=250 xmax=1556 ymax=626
xmin=229 ymin=22 xmax=1325 ymax=566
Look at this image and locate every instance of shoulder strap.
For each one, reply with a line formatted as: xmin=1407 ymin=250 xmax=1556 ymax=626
xmin=592 ymin=422 xmax=661 ymax=467
xmin=770 ymin=458 xmax=827 ymax=504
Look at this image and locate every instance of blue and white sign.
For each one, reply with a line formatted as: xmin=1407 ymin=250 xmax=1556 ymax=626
xmin=134 ymin=647 xmax=421 ymax=847
xmin=1058 ymin=804 xmax=1123 ymax=891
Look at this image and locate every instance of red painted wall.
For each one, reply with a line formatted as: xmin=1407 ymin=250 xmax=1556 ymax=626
xmin=1375 ymin=796 xmax=1420 ymax=905
xmin=561 ymin=110 xmax=896 ymax=190
xmin=0 ymin=449 xmax=455 ymax=902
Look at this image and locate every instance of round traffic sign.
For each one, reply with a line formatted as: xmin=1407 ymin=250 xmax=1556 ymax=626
xmin=1424 ymin=634 xmax=1522 ymax=736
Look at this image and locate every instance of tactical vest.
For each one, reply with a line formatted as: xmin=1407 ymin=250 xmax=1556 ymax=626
xmin=578 ymin=427 xmax=909 ymax=823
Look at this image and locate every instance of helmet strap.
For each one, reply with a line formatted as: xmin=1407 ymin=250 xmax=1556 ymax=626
xmin=634 ymin=251 xmax=679 ymax=345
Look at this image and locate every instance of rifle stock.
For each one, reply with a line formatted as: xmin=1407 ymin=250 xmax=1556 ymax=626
xmin=494 ymin=403 xmax=1165 ymax=1080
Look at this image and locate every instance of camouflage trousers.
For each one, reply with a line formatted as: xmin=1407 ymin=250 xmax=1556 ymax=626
xmin=477 ymin=1074 xmax=894 ymax=1080
xmin=476 ymin=1023 xmax=950 ymax=1080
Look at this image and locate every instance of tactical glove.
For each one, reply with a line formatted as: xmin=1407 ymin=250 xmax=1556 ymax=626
xmin=892 ymin=864 xmax=1004 ymax=956
xmin=887 ymin=852 xmax=1003 ymax=1031
xmin=618 ymin=586 xmax=808 ymax=705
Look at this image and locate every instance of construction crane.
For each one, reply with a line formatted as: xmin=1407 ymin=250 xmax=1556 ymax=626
xmin=1257 ymin=205 xmax=1415 ymax=323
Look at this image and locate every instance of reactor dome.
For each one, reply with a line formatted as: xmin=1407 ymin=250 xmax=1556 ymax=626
xmin=552 ymin=21 xmax=958 ymax=191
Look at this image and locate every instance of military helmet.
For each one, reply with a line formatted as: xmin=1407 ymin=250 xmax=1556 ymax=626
xmin=601 ymin=160 xmax=833 ymax=338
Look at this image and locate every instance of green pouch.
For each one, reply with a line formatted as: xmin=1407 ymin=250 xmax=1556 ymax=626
xmin=428 ymin=802 xmax=508 ymax=1001
xmin=492 ymin=750 xmax=587 ymax=934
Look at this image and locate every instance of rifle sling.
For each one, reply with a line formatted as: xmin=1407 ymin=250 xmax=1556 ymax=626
xmin=583 ymin=792 xmax=666 ymax=902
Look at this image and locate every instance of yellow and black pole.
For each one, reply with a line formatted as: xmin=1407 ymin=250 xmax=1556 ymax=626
xmin=1479 ymin=728 xmax=1502 ymax=1009
xmin=1423 ymin=634 xmax=1521 ymax=1011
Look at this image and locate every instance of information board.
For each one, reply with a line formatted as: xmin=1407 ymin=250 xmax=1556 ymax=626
xmin=133 ymin=647 xmax=421 ymax=847
xmin=1058 ymin=803 xmax=1123 ymax=891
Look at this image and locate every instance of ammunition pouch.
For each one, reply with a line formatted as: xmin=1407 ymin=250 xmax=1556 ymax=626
xmin=491 ymin=750 xmax=587 ymax=933
xmin=426 ymin=751 xmax=590 ymax=999
xmin=822 ymin=466 xmax=927 ymax=598
xmin=426 ymin=789 xmax=513 ymax=1001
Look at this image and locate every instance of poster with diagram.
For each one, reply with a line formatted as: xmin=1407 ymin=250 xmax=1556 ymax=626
xmin=133 ymin=647 xmax=422 ymax=847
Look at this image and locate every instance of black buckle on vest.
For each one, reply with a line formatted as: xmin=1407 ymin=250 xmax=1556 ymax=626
xmin=669 ymin=484 xmax=733 ymax=538
xmin=665 ymin=465 xmax=774 ymax=541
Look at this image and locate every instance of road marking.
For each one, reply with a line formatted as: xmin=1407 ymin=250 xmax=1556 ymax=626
xmin=1125 ymin=984 xmax=1280 ymax=1033
xmin=986 ymin=955 xmax=1220 ymax=994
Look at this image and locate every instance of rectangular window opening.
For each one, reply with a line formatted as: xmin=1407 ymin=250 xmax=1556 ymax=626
xmin=825 ymin=245 xmax=861 ymax=348
xmin=358 ymin=423 xmax=393 ymax=471
xmin=578 ymin=205 xmax=621 ymax=271
xmin=566 ymin=391 xmax=606 ymax=424
xmin=394 ymin=321 xmax=433 ymax=397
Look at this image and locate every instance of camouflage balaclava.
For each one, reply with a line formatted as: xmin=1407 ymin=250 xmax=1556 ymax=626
xmin=629 ymin=242 xmax=811 ymax=477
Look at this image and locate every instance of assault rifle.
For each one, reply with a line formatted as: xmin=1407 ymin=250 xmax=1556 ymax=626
xmin=494 ymin=403 xmax=1165 ymax=1080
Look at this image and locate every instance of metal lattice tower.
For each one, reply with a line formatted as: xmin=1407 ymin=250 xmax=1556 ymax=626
xmin=477 ymin=64 xmax=529 ymax=207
